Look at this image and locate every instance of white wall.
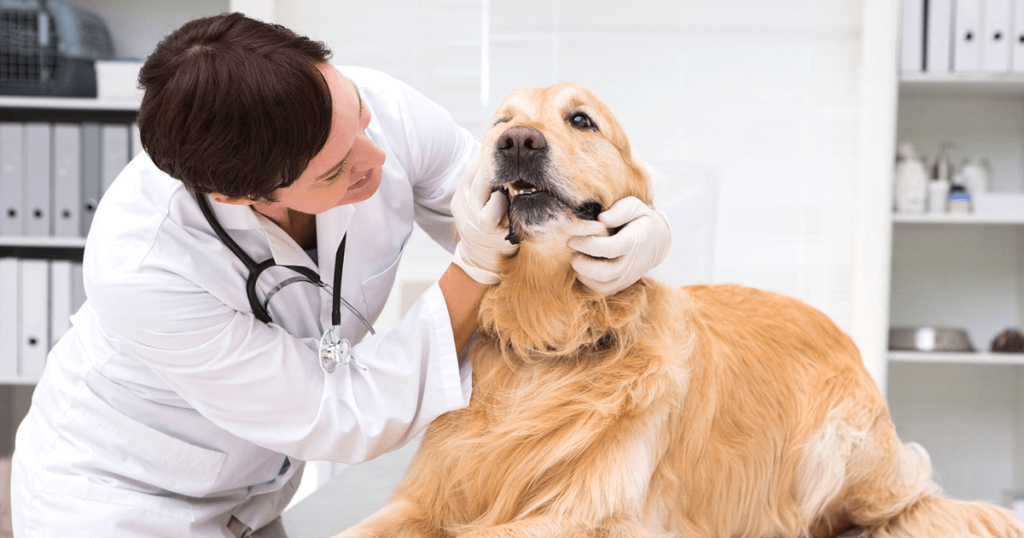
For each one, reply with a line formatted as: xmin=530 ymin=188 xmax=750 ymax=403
xmin=63 ymin=0 xmax=230 ymax=59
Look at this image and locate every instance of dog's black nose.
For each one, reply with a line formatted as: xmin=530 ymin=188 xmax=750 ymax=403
xmin=498 ymin=126 xmax=547 ymax=158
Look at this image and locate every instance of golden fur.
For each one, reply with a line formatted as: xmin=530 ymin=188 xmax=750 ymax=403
xmin=337 ymin=83 xmax=1023 ymax=538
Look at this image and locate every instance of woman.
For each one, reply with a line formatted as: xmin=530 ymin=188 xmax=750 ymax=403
xmin=11 ymin=12 xmax=671 ymax=537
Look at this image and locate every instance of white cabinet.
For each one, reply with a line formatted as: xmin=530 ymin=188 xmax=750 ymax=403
xmin=887 ymin=77 xmax=1024 ymax=503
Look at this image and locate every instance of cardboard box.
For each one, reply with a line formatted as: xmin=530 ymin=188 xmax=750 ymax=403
xmin=972 ymin=192 xmax=1024 ymax=218
xmin=94 ymin=60 xmax=144 ymax=103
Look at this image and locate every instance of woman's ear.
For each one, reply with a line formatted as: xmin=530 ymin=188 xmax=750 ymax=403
xmin=209 ymin=192 xmax=254 ymax=206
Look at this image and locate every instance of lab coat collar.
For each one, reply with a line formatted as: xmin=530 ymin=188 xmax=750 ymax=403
xmin=252 ymin=204 xmax=354 ymax=271
xmin=207 ymin=197 xmax=263 ymax=231
xmin=205 ymin=196 xmax=354 ymax=273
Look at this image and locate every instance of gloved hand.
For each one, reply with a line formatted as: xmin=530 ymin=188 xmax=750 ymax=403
xmin=568 ymin=196 xmax=672 ymax=296
xmin=451 ymin=154 xmax=519 ymax=284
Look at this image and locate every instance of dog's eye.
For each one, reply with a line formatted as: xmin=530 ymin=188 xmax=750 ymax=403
xmin=568 ymin=112 xmax=596 ymax=131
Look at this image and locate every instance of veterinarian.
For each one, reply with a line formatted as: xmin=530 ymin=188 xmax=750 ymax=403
xmin=10 ymin=12 xmax=672 ymax=537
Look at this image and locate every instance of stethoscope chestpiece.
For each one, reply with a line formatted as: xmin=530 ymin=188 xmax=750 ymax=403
xmin=319 ymin=325 xmax=353 ymax=374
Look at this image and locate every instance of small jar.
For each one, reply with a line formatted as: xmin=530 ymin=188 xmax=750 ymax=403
xmin=948 ymin=184 xmax=972 ymax=214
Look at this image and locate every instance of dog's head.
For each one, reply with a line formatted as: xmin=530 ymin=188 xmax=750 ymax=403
xmin=479 ymin=82 xmax=652 ymax=249
xmin=474 ymin=83 xmax=655 ymax=358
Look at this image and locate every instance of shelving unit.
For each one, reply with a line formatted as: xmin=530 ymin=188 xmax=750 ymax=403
xmin=0 ymin=95 xmax=140 ymax=110
xmin=893 ymin=213 xmax=1024 ymax=224
xmin=887 ymin=73 xmax=1024 ymax=504
xmin=890 ymin=351 xmax=1024 ymax=366
xmin=900 ymin=73 xmax=1024 ymax=96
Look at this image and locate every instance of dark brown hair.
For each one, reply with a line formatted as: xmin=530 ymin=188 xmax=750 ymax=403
xmin=137 ymin=12 xmax=333 ymax=202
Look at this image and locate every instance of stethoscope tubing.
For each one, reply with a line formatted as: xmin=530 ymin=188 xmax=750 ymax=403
xmin=193 ymin=191 xmax=375 ymax=335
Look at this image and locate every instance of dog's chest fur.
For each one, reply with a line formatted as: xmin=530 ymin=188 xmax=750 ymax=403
xmin=396 ymin=282 xmax=692 ymax=530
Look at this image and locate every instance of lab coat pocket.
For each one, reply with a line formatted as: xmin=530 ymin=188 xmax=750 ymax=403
xmin=46 ymin=385 xmax=228 ymax=519
xmin=359 ymin=240 xmax=407 ymax=324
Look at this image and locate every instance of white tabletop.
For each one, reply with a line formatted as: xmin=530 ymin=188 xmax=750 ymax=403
xmin=275 ymin=436 xmax=421 ymax=538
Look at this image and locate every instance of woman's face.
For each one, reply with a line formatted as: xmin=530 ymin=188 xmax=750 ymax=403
xmin=257 ymin=63 xmax=387 ymax=215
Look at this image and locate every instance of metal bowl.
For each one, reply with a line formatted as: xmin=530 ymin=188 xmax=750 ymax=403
xmin=888 ymin=326 xmax=974 ymax=352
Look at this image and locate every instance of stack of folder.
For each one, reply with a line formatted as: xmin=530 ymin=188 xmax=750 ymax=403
xmin=901 ymin=0 xmax=1024 ymax=73
xmin=0 ymin=120 xmax=142 ymax=384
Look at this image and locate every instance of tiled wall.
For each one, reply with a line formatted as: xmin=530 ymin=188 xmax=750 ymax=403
xmin=280 ymin=0 xmax=864 ymax=332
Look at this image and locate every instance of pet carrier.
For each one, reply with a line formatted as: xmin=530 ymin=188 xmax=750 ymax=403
xmin=0 ymin=0 xmax=114 ymax=97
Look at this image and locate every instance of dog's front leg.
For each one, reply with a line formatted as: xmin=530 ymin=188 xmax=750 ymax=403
xmin=455 ymin=515 xmax=656 ymax=538
xmin=333 ymin=497 xmax=442 ymax=538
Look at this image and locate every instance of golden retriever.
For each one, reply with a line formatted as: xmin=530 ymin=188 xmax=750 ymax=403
xmin=337 ymin=83 xmax=1023 ymax=538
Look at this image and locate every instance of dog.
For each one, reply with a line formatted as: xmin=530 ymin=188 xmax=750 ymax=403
xmin=336 ymin=83 xmax=1024 ymax=538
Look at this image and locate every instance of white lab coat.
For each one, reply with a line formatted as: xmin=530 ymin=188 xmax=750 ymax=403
xmin=11 ymin=66 xmax=477 ymax=537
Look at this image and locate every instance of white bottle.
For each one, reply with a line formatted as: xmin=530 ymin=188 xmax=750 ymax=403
xmin=929 ymin=180 xmax=950 ymax=214
xmin=894 ymin=143 xmax=928 ymax=214
xmin=958 ymin=156 xmax=991 ymax=198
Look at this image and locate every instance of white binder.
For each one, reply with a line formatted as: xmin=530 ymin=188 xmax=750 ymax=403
xmin=72 ymin=262 xmax=86 ymax=313
xmin=927 ymin=0 xmax=956 ymax=72
xmin=24 ymin=123 xmax=52 ymax=237
xmin=983 ymin=0 xmax=1013 ymax=71
xmin=52 ymin=124 xmax=82 ymax=237
xmin=101 ymin=124 xmax=130 ymax=193
xmin=0 ymin=258 xmax=19 ymax=382
xmin=1 ymin=123 xmax=25 ymax=236
xmin=20 ymin=259 xmax=49 ymax=380
xmin=130 ymin=122 xmax=143 ymax=158
xmin=50 ymin=260 xmax=73 ymax=348
xmin=1014 ymin=0 xmax=1024 ymax=70
xmin=81 ymin=123 xmax=101 ymax=235
xmin=901 ymin=0 xmax=926 ymax=72
xmin=955 ymin=0 xmax=984 ymax=71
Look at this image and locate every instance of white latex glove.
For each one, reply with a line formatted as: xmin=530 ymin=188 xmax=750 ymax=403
xmin=451 ymin=154 xmax=519 ymax=284
xmin=568 ymin=196 xmax=672 ymax=296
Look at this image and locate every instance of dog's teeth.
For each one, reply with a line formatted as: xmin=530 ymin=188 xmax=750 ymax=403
xmin=507 ymin=186 xmax=541 ymax=199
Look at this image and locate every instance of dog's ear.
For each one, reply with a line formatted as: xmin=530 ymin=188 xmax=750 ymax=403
xmin=626 ymin=152 xmax=656 ymax=206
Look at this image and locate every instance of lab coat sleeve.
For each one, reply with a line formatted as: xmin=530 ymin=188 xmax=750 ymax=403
xmin=395 ymin=80 xmax=480 ymax=254
xmin=89 ymin=267 xmax=469 ymax=464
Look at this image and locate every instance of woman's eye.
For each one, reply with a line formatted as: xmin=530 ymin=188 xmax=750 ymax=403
xmin=569 ymin=112 xmax=595 ymax=130
xmin=325 ymin=167 xmax=344 ymax=184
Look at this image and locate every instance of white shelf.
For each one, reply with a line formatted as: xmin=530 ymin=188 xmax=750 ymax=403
xmin=0 ymin=237 xmax=86 ymax=248
xmin=890 ymin=351 xmax=1024 ymax=365
xmin=892 ymin=213 xmax=1024 ymax=225
xmin=900 ymin=74 xmax=1024 ymax=96
xmin=0 ymin=95 xmax=140 ymax=111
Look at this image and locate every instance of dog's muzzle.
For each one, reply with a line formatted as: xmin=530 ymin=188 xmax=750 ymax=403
xmin=492 ymin=126 xmax=602 ymax=244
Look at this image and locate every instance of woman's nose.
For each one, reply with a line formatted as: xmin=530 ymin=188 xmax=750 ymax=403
xmin=363 ymin=140 xmax=386 ymax=168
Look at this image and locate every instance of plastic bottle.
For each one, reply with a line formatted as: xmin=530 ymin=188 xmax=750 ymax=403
xmin=894 ymin=143 xmax=928 ymax=214
xmin=958 ymin=156 xmax=991 ymax=199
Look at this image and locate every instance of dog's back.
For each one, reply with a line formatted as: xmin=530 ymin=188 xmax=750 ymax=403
xmin=656 ymin=283 xmax=1021 ymax=538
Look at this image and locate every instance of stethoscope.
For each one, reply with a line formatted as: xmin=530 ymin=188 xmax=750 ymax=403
xmin=194 ymin=192 xmax=375 ymax=373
